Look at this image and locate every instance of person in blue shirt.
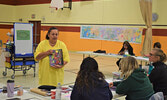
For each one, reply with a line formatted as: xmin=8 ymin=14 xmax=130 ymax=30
xmin=71 ymin=57 xmax=113 ymax=100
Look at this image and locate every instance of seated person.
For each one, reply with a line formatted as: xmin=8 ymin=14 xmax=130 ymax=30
xmin=110 ymin=56 xmax=154 ymax=100
xmin=143 ymin=42 xmax=162 ymax=75
xmin=116 ymin=41 xmax=135 ymax=70
xmin=148 ymin=48 xmax=167 ymax=99
xmin=144 ymin=42 xmax=161 ymax=57
xmin=153 ymin=42 xmax=161 ymax=49
xmin=71 ymin=57 xmax=113 ymax=100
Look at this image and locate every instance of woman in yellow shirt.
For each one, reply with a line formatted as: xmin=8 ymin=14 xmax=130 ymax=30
xmin=34 ymin=27 xmax=70 ymax=90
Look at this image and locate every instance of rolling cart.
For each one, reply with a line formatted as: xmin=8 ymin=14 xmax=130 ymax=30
xmin=3 ymin=43 xmax=36 ymax=79
xmin=2 ymin=23 xmax=36 ymax=79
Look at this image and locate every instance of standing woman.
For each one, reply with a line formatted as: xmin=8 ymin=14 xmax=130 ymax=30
xmin=116 ymin=41 xmax=135 ymax=69
xmin=148 ymin=48 xmax=167 ymax=98
xmin=34 ymin=27 xmax=70 ymax=90
xmin=71 ymin=57 xmax=113 ymax=100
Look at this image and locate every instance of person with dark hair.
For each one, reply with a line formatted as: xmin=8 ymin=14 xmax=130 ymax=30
xmin=153 ymin=42 xmax=161 ymax=49
xmin=148 ymin=48 xmax=167 ymax=98
xmin=110 ymin=57 xmax=154 ymax=100
xmin=144 ymin=42 xmax=161 ymax=57
xmin=116 ymin=41 xmax=135 ymax=69
xmin=118 ymin=41 xmax=135 ymax=56
xmin=71 ymin=57 xmax=113 ymax=100
xmin=34 ymin=27 xmax=70 ymax=90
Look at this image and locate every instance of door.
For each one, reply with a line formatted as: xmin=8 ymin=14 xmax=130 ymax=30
xmin=29 ymin=21 xmax=41 ymax=50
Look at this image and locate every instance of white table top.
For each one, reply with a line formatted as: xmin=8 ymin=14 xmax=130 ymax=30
xmin=75 ymin=51 xmax=149 ymax=62
xmin=0 ymin=83 xmax=70 ymax=100
xmin=0 ymin=78 xmax=125 ymax=100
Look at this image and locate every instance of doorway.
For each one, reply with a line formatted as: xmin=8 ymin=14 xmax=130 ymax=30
xmin=29 ymin=21 xmax=41 ymax=50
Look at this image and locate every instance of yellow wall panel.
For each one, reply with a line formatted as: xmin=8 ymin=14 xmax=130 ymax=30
xmin=1 ymin=0 xmax=167 ymax=26
xmin=14 ymin=1 xmax=103 ymax=23
xmin=155 ymin=0 xmax=167 ymax=24
xmin=1 ymin=0 xmax=167 ymax=57
xmin=0 ymin=4 xmax=16 ymax=22
xmin=102 ymin=0 xmax=143 ymax=24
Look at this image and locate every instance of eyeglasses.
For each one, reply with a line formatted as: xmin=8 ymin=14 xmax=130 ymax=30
xmin=149 ymin=53 xmax=153 ymax=56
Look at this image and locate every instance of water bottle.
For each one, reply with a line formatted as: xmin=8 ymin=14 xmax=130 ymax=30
xmin=56 ymin=83 xmax=61 ymax=100
xmin=7 ymin=80 xmax=14 ymax=97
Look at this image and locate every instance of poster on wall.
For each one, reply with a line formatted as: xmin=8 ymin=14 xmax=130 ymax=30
xmin=80 ymin=25 xmax=143 ymax=43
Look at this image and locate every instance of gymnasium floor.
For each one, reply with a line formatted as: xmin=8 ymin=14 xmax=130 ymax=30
xmin=0 ymin=51 xmax=125 ymax=99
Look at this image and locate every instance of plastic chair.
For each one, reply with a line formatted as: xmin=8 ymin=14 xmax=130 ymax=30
xmin=149 ymin=92 xmax=164 ymax=100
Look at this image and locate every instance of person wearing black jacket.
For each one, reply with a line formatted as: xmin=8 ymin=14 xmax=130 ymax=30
xmin=116 ymin=41 xmax=135 ymax=70
xmin=71 ymin=57 xmax=113 ymax=100
xmin=118 ymin=41 xmax=134 ymax=56
xmin=148 ymin=48 xmax=167 ymax=99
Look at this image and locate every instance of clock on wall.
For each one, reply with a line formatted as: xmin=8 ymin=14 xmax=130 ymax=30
xmin=152 ymin=13 xmax=158 ymax=22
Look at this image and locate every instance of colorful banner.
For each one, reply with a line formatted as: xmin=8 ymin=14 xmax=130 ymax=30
xmin=80 ymin=25 xmax=143 ymax=43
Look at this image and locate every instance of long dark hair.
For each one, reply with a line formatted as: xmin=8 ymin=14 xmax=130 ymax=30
xmin=119 ymin=41 xmax=134 ymax=55
xmin=45 ymin=27 xmax=58 ymax=40
xmin=75 ymin=57 xmax=105 ymax=94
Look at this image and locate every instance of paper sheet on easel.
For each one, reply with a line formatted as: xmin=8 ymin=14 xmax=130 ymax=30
xmin=50 ymin=0 xmax=64 ymax=9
